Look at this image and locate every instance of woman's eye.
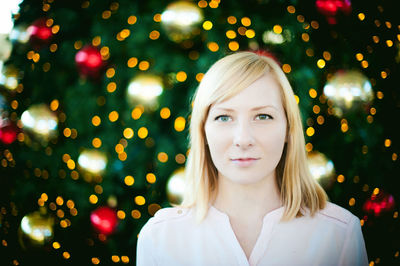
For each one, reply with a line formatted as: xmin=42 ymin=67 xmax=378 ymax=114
xmin=256 ymin=114 xmax=273 ymax=120
xmin=215 ymin=115 xmax=231 ymax=122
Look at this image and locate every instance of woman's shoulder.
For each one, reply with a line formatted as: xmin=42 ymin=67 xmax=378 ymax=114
xmin=316 ymin=201 xmax=360 ymax=227
xmin=153 ymin=206 xmax=191 ymax=222
xmin=140 ymin=206 xmax=192 ymax=230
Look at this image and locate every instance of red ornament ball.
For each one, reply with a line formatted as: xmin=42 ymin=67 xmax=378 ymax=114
xmin=90 ymin=206 xmax=118 ymax=235
xmin=251 ymin=49 xmax=281 ymax=66
xmin=75 ymin=45 xmax=105 ymax=78
xmin=0 ymin=121 xmax=19 ymax=145
xmin=27 ymin=18 xmax=53 ymax=46
xmin=363 ymin=190 xmax=395 ymax=216
xmin=315 ymin=0 xmax=352 ymax=24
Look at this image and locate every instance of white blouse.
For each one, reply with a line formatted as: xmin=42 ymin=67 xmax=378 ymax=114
xmin=136 ymin=202 xmax=368 ymax=266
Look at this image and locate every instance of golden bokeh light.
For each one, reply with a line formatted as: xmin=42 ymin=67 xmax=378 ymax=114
xmin=107 ymin=82 xmax=117 ymax=93
xmin=117 ymin=210 xmax=126 ymax=219
xmin=241 ymin=17 xmax=251 ymax=26
xmin=228 ymin=41 xmax=239 ymax=51
xmin=138 ymin=127 xmax=148 ymax=139
xmin=160 ymin=107 xmax=171 ymax=119
xmin=109 ymin=111 xmax=119 ymax=122
xmin=89 ymin=194 xmax=98 ymax=204
xmin=149 ymin=30 xmax=160 ymax=40
xmin=227 ymin=16 xmax=237 ymax=24
xmin=124 ymin=175 xmax=134 ymax=186
xmin=92 ymin=116 xmax=101 ymax=126
xmin=127 ymin=57 xmax=138 ymax=68
xmin=67 ymin=159 xmax=75 ymax=170
xmin=287 ymin=5 xmax=295 ymax=13
xmin=174 ymin=117 xmax=186 ymax=132
xmin=317 ymin=59 xmax=326 ymax=68
xmin=309 ymin=88 xmax=317 ymax=98
xmin=273 ymin=25 xmax=282 ymax=34
xmin=176 ymin=71 xmax=187 ymax=82
xmin=158 ymin=152 xmax=168 ymax=163
xmin=138 ymin=61 xmax=150 ymax=70
xmin=131 ymin=106 xmax=143 ymax=120
xmin=135 ymin=196 xmax=145 ymax=205
xmin=203 ymin=21 xmax=213 ymax=30
xmin=226 ymin=30 xmax=236 ymax=39
xmin=207 ymin=42 xmax=219 ymax=52
xmin=128 ymin=15 xmax=137 ymax=25
xmin=92 ymin=138 xmax=102 ymax=148
xmin=282 ymin=64 xmax=291 ymax=73
xmin=123 ymin=128 xmax=134 ymax=139
xmin=306 ymin=127 xmax=315 ymax=136
xmin=146 ymin=173 xmax=156 ymax=183
xmin=245 ymin=29 xmax=255 ymax=38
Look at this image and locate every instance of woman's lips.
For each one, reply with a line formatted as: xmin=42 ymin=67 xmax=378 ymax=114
xmin=231 ymin=158 xmax=259 ymax=167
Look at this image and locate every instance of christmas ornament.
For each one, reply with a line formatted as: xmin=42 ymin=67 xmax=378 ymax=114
xmin=315 ymin=0 xmax=352 ymax=25
xmin=252 ymin=49 xmax=282 ymax=66
xmin=363 ymin=190 xmax=395 ymax=216
xmin=127 ymin=73 xmax=163 ymax=109
xmin=9 ymin=24 xmax=30 ymax=44
xmin=18 ymin=211 xmax=54 ymax=249
xmin=90 ymin=206 xmax=118 ymax=235
xmin=0 ymin=64 xmax=21 ymax=91
xmin=262 ymin=30 xmax=293 ymax=45
xmin=75 ymin=45 xmax=105 ymax=79
xmin=166 ymin=167 xmax=186 ymax=205
xmin=0 ymin=120 xmax=19 ymax=145
xmin=323 ymin=69 xmax=373 ymax=115
xmin=20 ymin=103 xmax=58 ymax=141
xmin=77 ymin=149 xmax=107 ymax=175
xmin=27 ymin=18 xmax=53 ymax=47
xmin=307 ymin=151 xmax=335 ymax=180
xmin=0 ymin=34 xmax=12 ymax=62
xmin=161 ymin=0 xmax=204 ymax=43
xmin=307 ymin=151 xmax=335 ymax=188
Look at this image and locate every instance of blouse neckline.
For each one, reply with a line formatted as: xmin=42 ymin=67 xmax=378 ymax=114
xmin=209 ymin=204 xmax=285 ymax=223
xmin=207 ymin=204 xmax=285 ymax=265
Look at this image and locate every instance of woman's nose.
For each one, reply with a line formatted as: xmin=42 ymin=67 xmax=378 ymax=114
xmin=233 ymin=121 xmax=255 ymax=148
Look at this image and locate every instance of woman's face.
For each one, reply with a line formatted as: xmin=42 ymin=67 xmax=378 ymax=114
xmin=204 ymin=74 xmax=287 ymax=185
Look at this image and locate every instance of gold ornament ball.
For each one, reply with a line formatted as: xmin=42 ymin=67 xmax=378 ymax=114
xmin=307 ymin=150 xmax=335 ymax=188
xmin=18 ymin=211 xmax=54 ymax=249
xmin=161 ymin=0 xmax=204 ymax=43
xmin=166 ymin=167 xmax=186 ymax=205
xmin=323 ymin=70 xmax=373 ymax=112
xmin=0 ymin=34 xmax=12 ymax=62
xmin=77 ymin=149 xmax=108 ymax=175
xmin=126 ymin=73 xmax=163 ymax=109
xmin=0 ymin=64 xmax=21 ymax=91
xmin=21 ymin=103 xmax=58 ymax=141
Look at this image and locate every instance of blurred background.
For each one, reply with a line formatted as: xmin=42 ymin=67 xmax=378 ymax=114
xmin=0 ymin=0 xmax=399 ymax=265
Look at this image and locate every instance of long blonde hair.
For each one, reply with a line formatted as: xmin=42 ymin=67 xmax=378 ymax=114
xmin=177 ymin=51 xmax=327 ymax=223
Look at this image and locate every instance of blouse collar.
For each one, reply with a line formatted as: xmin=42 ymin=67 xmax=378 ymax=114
xmin=208 ymin=204 xmax=285 ymax=224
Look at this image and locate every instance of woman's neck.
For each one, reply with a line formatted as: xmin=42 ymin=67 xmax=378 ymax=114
xmin=212 ymin=172 xmax=282 ymax=222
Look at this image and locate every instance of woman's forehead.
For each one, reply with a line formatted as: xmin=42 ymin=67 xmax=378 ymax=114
xmin=209 ymin=76 xmax=284 ymax=112
xmin=211 ymin=104 xmax=280 ymax=112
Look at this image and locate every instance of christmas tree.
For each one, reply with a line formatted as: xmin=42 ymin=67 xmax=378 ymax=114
xmin=1 ymin=0 xmax=399 ymax=265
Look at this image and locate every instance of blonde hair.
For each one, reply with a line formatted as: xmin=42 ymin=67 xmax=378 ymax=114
xmin=177 ymin=51 xmax=327 ymax=223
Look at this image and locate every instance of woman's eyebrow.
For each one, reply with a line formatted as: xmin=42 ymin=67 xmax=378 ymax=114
xmin=214 ymin=105 xmax=278 ymax=111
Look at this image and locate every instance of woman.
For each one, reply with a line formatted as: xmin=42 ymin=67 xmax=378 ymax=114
xmin=136 ymin=51 xmax=368 ymax=266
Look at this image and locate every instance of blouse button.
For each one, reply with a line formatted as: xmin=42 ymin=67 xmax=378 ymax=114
xmin=177 ymin=209 xmax=182 ymax=214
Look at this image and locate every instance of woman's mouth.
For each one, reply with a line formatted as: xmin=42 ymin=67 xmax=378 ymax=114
xmin=231 ymin=158 xmax=260 ymax=167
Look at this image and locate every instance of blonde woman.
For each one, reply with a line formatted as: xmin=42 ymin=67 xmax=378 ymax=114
xmin=137 ymin=51 xmax=368 ymax=266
